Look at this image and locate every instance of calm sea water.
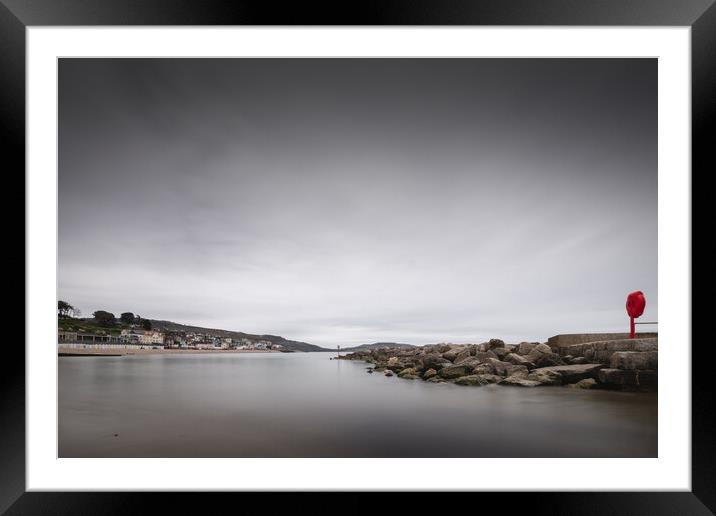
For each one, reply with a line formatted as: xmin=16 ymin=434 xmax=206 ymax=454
xmin=59 ymin=352 xmax=657 ymax=457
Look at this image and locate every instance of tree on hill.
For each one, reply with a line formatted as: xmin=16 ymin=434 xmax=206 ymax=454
xmin=58 ymin=300 xmax=75 ymax=318
xmin=93 ymin=310 xmax=116 ymax=327
xmin=120 ymin=312 xmax=135 ymax=324
xmin=141 ymin=319 xmax=152 ymax=330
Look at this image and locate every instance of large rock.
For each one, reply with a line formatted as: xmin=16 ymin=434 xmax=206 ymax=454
xmin=486 ymin=338 xmax=506 ymax=351
xmin=493 ymin=348 xmax=509 ymax=360
xmin=454 ymin=375 xmax=489 ymax=386
xmin=453 ymin=348 xmax=473 ymax=364
xmin=531 ymin=363 xmax=604 ymax=384
xmin=420 ymin=353 xmax=451 ymax=371
xmin=526 ymin=345 xmax=564 ymax=367
xmin=471 ymin=362 xmax=497 ymax=375
xmin=398 ymin=367 xmax=419 ymax=378
xmin=423 ymin=368 xmax=437 ymax=380
xmin=527 ymin=369 xmax=562 ymax=385
xmin=505 ymin=365 xmax=530 ymax=378
xmin=454 ymin=374 xmax=503 ymax=386
xmin=438 ymin=364 xmax=471 ymax=379
xmin=474 ymin=351 xmax=498 ymax=362
xmin=477 ymin=373 xmax=503 ymax=384
xmin=568 ymin=378 xmax=597 ymax=389
xmin=610 ymin=351 xmax=658 ymax=371
xmin=487 ymin=358 xmax=513 ymax=376
xmin=454 ymin=357 xmax=484 ymax=371
xmin=500 ymin=376 xmax=541 ymax=387
xmin=533 ymin=343 xmax=552 ymax=354
xmin=505 ymin=353 xmax=536 ymax=369
xmin=518 ymin=342 xmax=538 ymax=355
xmin=442 ymin=348 xmax=462 ymax=362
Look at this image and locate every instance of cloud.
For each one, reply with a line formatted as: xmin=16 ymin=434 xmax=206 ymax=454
xmin=59 ymin=58 xmax=657 ymax=346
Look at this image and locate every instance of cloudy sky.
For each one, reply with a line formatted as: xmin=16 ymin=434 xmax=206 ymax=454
xmin=59 ymin=58 xmax=657 ymax=347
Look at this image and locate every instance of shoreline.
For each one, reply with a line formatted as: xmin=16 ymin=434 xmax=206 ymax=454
xmin=338 ymin=337 xmax=658 ymax=391
xmin=58 ymin=346 xmax=283 ymax=357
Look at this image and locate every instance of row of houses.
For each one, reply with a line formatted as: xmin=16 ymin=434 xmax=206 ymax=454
xmin=59 ymin=329 xmax=282 ymax=351
xmin=163 ymin=331 xmax=280 ymax=350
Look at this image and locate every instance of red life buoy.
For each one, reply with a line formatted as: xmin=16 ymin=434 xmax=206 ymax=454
xmin=626 ymin=291 xmax=646 ymax=338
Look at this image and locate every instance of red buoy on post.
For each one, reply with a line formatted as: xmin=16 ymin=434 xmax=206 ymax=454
xmin=626 ymin=291 xmax=646 ymax=339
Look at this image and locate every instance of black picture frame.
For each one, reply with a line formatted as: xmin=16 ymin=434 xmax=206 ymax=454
xmin=4 ymin=0 xmax=712 ymax=513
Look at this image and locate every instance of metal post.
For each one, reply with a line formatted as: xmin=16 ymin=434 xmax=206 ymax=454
xmin=630 ymin=316 xmax=635 ymax=339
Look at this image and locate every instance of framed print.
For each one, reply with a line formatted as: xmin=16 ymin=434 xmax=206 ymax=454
xmin=5 ymin=0 xmax=713 ymax=513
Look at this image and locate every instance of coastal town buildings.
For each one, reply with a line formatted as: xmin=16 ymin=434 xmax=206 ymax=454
xmin=60 ymin=326 xmax=285 ymax=352
xmin=119 ymin=329 xmax=165 ymax=345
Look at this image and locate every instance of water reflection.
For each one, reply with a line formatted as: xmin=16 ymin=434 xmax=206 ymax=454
xmin=59 ymin=352 xmax=657 ymax=457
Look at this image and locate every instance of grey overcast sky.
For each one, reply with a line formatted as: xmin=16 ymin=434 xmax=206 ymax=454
xmin=59 ymin=58 xmax=657 ymax=347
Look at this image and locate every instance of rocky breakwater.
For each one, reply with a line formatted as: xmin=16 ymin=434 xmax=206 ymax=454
xmin=339 ymin=337 xmax=657 ymax=391
xmin=558 ymin=337 xmax=658 ymax=389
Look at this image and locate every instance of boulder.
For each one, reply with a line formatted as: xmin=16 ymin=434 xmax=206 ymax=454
xmin=438 ymin=364 xmax=471 ymax=379
xmin=453 ymin=348 xmax=473 ymax=364
xmin=486 ymin=338 xmax=506 ymax=350
xmin=487 ymin=358 xmax=514 ymax=376
xmin=426 ymin=376 xmax=446 ymax=383
xmin=526 ymin=346 xmax=564 ymax=367
xmin=471 ymin=363 xmax=497 ymax=375
xmin=384 ymin=370 xmax=394 ymax=377
xmin=454 ymin=375 xmax=489 ymax=386
xmin=420 ymin=353 xmax=451 ymax=371
xmin=610 ymin=351 xmax=658 ymax=371
xmin=518 ymin=342 xmax=538 ymax=355
xmin=568 ymin=378 xmax=597 ymax=389
xmin=454 ymin=357 xmax=484 ymax=371
xmin=527 ymin=369 xmax=562 ymax=385
xmin=437 ymin=344 xmax=452 ymax=353
xmin=506 ymin=365 xmax=529 ymax=378
xmin=532 ymin=363 xmax=604 ymax=384
xmin=442 ymin=348 xmax=461 ymax=362
xmin=500 ymin=376 xmax=541 ymax=387
xmin=474 ymin=351 xmax=499 ymax=362
xmin=570 ymin=357 xmax=588 ymax=365
xmin=533 ymin=343 xmax=552 ymax=354
xmin=493 ymin=348 xmax=509 ymax=360
xmin=505 ymin=353 xmax=536 ymax=369
xmin=423 ymin=368 xmax=437 ymax=380
xmin=398 ymin=367 xmax=419 ymax=378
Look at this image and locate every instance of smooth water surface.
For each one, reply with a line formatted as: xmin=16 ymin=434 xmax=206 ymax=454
xmin=59 ymin=352 xmax=657 ymax=457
